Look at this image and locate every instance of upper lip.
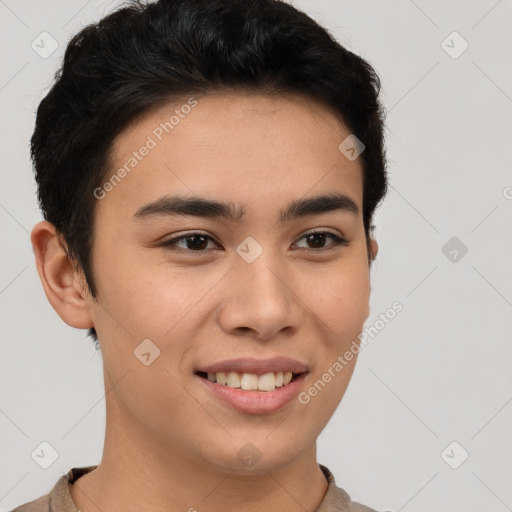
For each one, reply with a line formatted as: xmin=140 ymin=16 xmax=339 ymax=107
xmin=196 ymin=357 xmax=308 ymax=376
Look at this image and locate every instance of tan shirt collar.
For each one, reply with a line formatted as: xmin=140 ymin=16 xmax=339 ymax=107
xmin=14 ymin=464 xmax=374 ymax=512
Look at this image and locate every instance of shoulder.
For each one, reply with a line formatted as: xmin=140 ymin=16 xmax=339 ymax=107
xmin=318 ymin=464 xmax=389 ymax=512
xmin=11 ymin=493 xmax=50 ymax=512
xmin=10 ymin=466 xmax=98 ymax=512
xmin=350 ymin=504 xmax=392 ymax=512
xmin=348 ymin=502 xmax=383 ymax=512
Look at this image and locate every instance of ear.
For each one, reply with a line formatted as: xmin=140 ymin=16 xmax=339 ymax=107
xmin=369 ymin=237 xmax=379 ymax=261
xmin=31 ymin=221 xmax=94 ymax=330
xmin=365 ymin=236 xmax=379 ymax=320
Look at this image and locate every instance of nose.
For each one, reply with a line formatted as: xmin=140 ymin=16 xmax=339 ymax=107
xmin=216 ymin=257 xmax=303 ymax=341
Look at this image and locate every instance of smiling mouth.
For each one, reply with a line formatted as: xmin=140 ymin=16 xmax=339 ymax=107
xmin=195 ymin=370 xmax=302 ymax=392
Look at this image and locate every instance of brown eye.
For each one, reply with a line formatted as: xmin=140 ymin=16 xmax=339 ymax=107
xmin=306 ymin=232 xmax=328 ymax=249
xmin=294 ymin=231 xmax=348 ymax=250
xmin=160 ymin=232 xmax=218 ymax=251
xmin=183 ymin=234 xmax=209 ymax=250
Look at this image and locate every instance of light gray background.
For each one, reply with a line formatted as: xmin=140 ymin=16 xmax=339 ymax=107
xmin=1 ymin=1 xmax=511 ymax=511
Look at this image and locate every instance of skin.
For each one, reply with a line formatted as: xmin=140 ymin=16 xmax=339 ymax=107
xmin=31 ymin=91 xmax=378 ymax=512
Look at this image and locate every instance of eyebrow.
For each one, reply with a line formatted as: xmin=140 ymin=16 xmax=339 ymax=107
xmin=133 ymin=192 xmax=359 ymax=223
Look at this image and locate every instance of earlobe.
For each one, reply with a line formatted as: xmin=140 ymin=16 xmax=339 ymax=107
xmin=366 ymin=237 xmax=379 ymax=320
xmin=31 ymin=221 xmax=94 ymax=330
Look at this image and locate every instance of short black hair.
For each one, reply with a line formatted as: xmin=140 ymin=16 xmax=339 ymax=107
xmin=31 ymin=0 xmax=387 ymax=346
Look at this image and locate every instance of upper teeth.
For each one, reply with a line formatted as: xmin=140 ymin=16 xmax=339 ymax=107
xmin=207 ymin=371 xmax=293 ymax=391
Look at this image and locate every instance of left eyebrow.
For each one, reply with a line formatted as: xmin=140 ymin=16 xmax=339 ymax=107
xmin=133 ymin=192 xmax=359 ymax=223
xmin=279 ymin=193 xmax=359 ymax=222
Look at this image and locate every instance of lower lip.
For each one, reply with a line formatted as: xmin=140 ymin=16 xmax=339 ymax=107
xmin=197 ymin=373 xmax=308 ymax=414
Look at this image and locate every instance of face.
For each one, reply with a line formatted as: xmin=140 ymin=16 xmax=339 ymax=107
xmin=84 ymin=92 xmax=373 ymax=472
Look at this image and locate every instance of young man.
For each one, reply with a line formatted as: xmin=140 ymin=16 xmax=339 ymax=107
xmin=15 ymin=0 xmax=387 ymax=510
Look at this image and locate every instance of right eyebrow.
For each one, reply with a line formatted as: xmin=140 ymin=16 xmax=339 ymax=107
xmin=133 ymin=195 xmax=245 ymax=221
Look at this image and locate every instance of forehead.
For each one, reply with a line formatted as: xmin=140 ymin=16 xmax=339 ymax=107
xmin=98 ymin=91 xmax=363 ymax=219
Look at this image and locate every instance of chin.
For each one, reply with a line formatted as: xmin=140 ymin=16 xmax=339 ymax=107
xmin=199 ymin=429 xmax=314 ymax=474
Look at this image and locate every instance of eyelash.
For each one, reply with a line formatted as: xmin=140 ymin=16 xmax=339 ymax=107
xmin=159 ymin=229 xmax=348 ymax=254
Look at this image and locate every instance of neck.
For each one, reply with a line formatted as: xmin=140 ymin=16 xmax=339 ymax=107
xmin=70 ymin=408 xmax=329 ymax=512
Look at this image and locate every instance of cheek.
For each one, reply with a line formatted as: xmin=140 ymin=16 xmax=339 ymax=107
xmin=99 ymin=272 xmax=214 ymax=343
xmin=304 ymin=258 xmax=370 ymax=340
xmin=296 ymin=262 xmax=369 ymax=436
xmin=92 ymin=231 xmax=221 ymax=341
